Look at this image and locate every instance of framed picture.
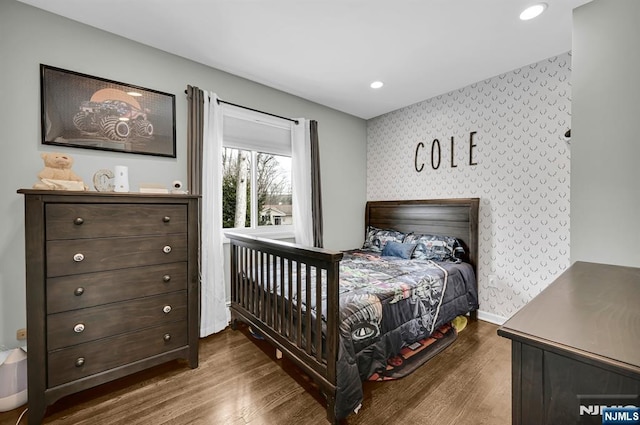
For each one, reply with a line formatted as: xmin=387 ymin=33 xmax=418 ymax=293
xmin=40 ymin=64 xmax=176 ymax=158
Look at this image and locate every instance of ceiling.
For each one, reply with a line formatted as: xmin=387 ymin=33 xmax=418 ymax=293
xmin=18 ymin=0 xmax=591 ymax=120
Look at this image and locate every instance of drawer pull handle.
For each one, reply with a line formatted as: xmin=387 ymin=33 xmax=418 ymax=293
xmin=163 ymin=305 xmax=172 ymax=314
xmin=163 ymin=333 xmax=171 ymax=342
xmin=73 ymin=253 xmax=85 ymax=262
xmin=74 ymin=217 xmax=84 ymax=225
xmin=163 ymin=274 xmax=171 ymax=282
xmin=74 ymin=287 xmax=85 ymax=296
xmin=75 ymin=357 xmax=85 ymax=367
xmin=163 ymin=216 xmax=171 ymax=223
xmin=163 ymin=245 xmax=172 ymax=254
xmin=74 ymin=323 xmax=85 ymax=333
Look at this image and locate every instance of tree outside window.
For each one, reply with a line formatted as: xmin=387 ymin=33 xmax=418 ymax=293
xmin=222 ymin=147 xmax=292 ymax=229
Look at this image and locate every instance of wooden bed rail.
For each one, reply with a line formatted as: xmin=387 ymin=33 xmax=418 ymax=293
xmin=225 ymin=232 xmax=343 ymax=424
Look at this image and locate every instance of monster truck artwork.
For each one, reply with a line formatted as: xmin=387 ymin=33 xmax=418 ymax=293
xmin=73 ymin=88 xmax=154 ymax=142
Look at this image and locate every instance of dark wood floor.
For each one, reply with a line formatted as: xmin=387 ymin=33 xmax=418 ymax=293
xmin=0 ymin=319 xmax=511 ymax=425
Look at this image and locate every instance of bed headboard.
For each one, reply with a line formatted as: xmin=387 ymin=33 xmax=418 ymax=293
xmin=365 ymin=198 xmax=480 ymax=271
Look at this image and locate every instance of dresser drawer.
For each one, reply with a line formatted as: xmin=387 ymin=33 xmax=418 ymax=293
xmin=47 ymin=262 xmax=188 ymax=314
xmin=46 ymin=234 xmax=188 ymax=277
xmin=47 ymin=291 xmax=187 ymax=350
xmin=48 ymin=320 xmax=188 ymax=387
xmin=46 ymin=204 xmax=187 ymax=240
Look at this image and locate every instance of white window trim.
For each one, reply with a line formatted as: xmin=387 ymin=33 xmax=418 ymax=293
xmin=222 ymin=225 xmax=295 ymax=244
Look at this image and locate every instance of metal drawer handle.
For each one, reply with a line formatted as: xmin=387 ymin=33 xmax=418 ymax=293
xmin=75 ymin=357 xmax=85 ymax=367
xmin=163 ymin=245 xmax=172 ymax=254
xmin=74 ymin=323 xmax=85 ymax=333
xmin=73 ymin=253 xmax=85 ymax=262
xmin=74 ymin=217 xmax=84 ymax=225
xmin=74 ymin=287 xmax=85 ymax=296
xmin=162 ymin=274 xmax=171 ymax=283
xmin=163 ymin=216 xmax=171 ymax=223
xmin=163 ymin=305 xmax=172 ymax=314
xmin=163 ymin=333 xmax=171 ymax=342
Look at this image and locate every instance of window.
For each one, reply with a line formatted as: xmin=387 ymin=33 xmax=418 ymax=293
xmin=221 ymin=105 xmax=294 ymax=234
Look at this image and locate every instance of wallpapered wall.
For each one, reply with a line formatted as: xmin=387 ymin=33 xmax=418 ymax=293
xmin=367 ymin=53 xmax=572 ymax=321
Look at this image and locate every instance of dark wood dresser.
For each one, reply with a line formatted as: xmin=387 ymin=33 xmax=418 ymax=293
xmin=498 ymin=262 xmax=640 ymax=425
xmin=18 ymin=190 xmax=200 ymax=425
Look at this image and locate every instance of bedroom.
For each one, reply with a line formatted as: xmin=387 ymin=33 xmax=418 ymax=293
xmin=0 ymin=0 xmax=638 ymax=424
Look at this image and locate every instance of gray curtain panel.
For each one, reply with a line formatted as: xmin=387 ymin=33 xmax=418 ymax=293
xmin=310 ymin=120 xmax=324 ymax=248
xmin=186 ymin=85 xmax=204 ymax=195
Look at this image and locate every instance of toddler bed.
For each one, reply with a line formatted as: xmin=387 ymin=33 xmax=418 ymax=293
xmin=226 ymin=198 xmax=479 ymax=423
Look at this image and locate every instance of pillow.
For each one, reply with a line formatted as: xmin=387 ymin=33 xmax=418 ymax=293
xmin=403 ymin=233 xmax=465 ymax=262
xmin=362 ymin=225 xmax=407 ymax=253
xmin=381 ymin=241 xmax=417 ymax=259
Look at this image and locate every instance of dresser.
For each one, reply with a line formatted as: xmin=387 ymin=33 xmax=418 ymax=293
xmin=498 ymin=262 xmax=640 ymax=425
xmin=18 ymin=190 xmax=200 ymax=425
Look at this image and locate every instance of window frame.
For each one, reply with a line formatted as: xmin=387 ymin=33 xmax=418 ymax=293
xmin=221 ymin=105 xmax=295 ymax=241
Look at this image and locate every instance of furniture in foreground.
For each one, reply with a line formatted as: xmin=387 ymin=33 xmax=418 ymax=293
xmin=18 ymin=190 xmax=200 ymax=425
xmin=227 ymin=198 xmax=479 ymax=424
xmin=498 ymin=261 xmax=640 ymax=425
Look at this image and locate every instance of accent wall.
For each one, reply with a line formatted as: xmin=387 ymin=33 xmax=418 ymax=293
xmin=367 ymin=53 xmax=572 ymax=322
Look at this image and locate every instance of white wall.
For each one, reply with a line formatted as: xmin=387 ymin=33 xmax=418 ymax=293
xmin=0 ymin=0 xmax=367 ymax=349
xmin=367 ymin=53 xmax=572 ymax=322
xmin=571 ymin=0 xmax=640 ymax=267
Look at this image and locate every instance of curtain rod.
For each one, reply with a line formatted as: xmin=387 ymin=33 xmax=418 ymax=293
xmin=218 ymin=99 xmax=299 ymax=125
xmin=185 ymin=89 xmax=299 ymax=125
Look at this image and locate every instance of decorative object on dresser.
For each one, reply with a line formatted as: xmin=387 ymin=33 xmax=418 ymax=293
xmin=112 ymin=165 xmax=130 ymax=192
xmin=139 ymin=183 xmax=170 ymax=194
xmin=18 ymin=189 xmax=200 ymax=425
xmin=92 ymin=168 xmax=114 ymax=192
xmin=33 ymin=152 xmax=88 ymax=191
xmin=498 ymin=262 xmax=640 ymax=425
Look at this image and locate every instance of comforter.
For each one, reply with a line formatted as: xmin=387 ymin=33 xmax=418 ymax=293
xmin=285 ymin=250 xmax=478 ymax=419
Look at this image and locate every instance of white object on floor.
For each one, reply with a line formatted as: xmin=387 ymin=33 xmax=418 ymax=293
xmin=0 ymin=348 xmax=27 ymax=412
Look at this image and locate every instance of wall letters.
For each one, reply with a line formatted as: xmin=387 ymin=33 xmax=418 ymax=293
xmin=414 ymin=131 xmax=478 ymax=172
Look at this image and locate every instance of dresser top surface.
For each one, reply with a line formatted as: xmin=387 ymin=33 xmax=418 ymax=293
xmin=18 ymin=188 xmax=200 ymax=200
xmin=499 ymin=261 xmax=640 ymax=369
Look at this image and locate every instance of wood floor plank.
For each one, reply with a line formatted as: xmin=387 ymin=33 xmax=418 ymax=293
xmin=0 ymin=319 xmax=510 ymax=425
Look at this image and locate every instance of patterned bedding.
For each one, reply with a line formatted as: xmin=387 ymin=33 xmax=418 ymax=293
xmin=274 ymin=249 xmax=478 ymax=418
xmin=333 ymin=250 xmax=478 ymax=418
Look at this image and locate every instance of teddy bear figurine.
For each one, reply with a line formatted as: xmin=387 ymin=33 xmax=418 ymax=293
xmin=33 ymin=152 xmax=88 ymax=191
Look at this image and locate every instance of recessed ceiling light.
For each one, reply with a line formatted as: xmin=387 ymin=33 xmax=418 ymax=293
xmin=370 ymin=81 xmax=384 ymax=89
xmin=520 ymin=3 xmax=547 ymax=20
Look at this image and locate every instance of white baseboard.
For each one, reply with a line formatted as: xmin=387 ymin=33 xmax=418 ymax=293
xmin=476 ymin=310 xmax=508 ymax=326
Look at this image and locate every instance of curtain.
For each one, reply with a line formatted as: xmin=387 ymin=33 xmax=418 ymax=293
xmin=292 ymin=118 xmax=314 ymax=247
xmin=310 ymin=120 xmax=324 ymax=248
xmin=187 ymin=89 xmax=322 ymax=335
xmin=186 ymin=86 xmax=204 ymax=196
xmin=187 ymin=87 xmax=229 ymax=337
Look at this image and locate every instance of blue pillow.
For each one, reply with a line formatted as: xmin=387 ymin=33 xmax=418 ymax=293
xmin=381 ymin=241 xmax=416 ymax=259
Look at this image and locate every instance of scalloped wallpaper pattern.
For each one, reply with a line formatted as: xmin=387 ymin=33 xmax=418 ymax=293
xmin=367 ymin=53 xmax=572 ymax=320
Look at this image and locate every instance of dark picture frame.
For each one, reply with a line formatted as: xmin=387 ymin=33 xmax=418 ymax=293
xmin=40 ymin=64 xmax=176 ymax=158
